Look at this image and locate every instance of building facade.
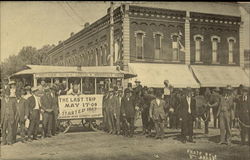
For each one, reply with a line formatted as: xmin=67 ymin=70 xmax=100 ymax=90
xmin=45 ymin=2 xmax=249 ymax=88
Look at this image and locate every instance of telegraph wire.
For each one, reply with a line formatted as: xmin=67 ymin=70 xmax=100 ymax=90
xmin=56 ymin=1 xmax=82 ymax=26
xmin=64 ymin=1 xmax=85 ymax=24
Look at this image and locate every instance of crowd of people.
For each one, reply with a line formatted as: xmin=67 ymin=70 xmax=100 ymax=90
xmin=0 ymin=78 xmax=67 ymax=145
xmin=101 ymin=80 xmax=250 ymax=146
xmin=1 ymin=77 xmax=250 ymax=147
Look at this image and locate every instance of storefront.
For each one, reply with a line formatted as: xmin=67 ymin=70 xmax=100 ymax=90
xmin=128 ymin=63 xmax=200 ymax=88
xmin=191 ymin=65 xmax=250 ymax=87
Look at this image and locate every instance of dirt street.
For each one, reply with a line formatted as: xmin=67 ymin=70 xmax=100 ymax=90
xmin=1 ymin=121 xmax=249 ymax=160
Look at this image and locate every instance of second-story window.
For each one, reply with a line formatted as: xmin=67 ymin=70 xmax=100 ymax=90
xmin=153 ymin=32 xmax=163 ymax=60
xmin=135 ymin=31 xmax=146 ymax=59
xmin=194 ymin=35 xmax=204 ymax=63
xmin=211 ymin=36 xmax=220 ymax=64
xmin=227 ymin=37 xmax=236 ymax=64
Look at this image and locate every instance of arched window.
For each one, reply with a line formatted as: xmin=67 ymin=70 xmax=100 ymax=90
xmin=153 ymin=32 xmax=163 ymax=60
xmin=211 ymin=35 xmax=221 ymax=64
xmin=135 ymin=31 xmax=146 ymax=59
xmin=194 ymin=34 xmax=204 ymax=63
xmin=227 ymin=37 xmax=236 ymax=64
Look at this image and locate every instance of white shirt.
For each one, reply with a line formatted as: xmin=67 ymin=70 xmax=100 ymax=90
xmin=34 ymin=95 xmax=41 ymax=110
xmin=186 ymin=96 xmax=191 ymax=113
xmin=23 ymin=93 xmax=32 ymax=100
xmin=10 ymin=88 xmax=16 ymax=97
xmin=164 ymin=87 xmax=170 ymax=96
xmin=156 ymin=98 xmax=160 ymax=106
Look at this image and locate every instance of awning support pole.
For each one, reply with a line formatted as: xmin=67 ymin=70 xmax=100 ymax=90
xmin=33 ymin=74 xmax=37 ymax=87
xmin=66 ymin=78 xmax=69 ymax=89
xmin=94 ymin=78 xmax=97 ymax=94
xmin=80 ymin=78 xmax=83 ymax=93
xmin=51 ymin=78 xmax=53 ymax=86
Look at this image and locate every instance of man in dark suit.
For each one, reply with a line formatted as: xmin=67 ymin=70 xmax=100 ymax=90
xmin=149 ymin=90 xmax=166 ymax=140
xmin=1 ymin=90 xmax=15 ymax=145
xmin=121 ymin=88 xmax=136 ymax=137
xmin=26 ymin=87 xmax=41 ymax=141
xmin=50 ymin=86 xmax=59 ymax=136
xmin=179 ymin=87 xmax=197 ymax=143
xmin=107 ymin=88 xmax=116 ymax=134
xmin=113 ymin=88 xmax=123 ymax=135
xmin=235 ymin=86 xmax=250 ymax=146
xmin=208 ymin=87 xmax=221 ymax=128
xmin=13 ymin=89 xmax=27 ymax=142
xmin=40 ymin=86 xmax=53 ymax=138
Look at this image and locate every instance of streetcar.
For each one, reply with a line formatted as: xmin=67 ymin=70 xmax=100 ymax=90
xmin=10 ymin=64 xmax=136 ymax=133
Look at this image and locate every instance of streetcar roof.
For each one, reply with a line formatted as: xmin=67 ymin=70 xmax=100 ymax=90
xmin=10 ymin=65 xmax=136 ymax=79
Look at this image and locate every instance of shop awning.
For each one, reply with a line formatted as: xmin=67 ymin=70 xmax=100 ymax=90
xmin=191 ymin=65 xmax=250 ymax=87
xmin=128 ymin=63 xmax=200 ymax=88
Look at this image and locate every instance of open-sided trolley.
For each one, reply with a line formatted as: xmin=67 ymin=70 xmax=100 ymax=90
xmin=10 ymin=65 xmax=136 ymax=133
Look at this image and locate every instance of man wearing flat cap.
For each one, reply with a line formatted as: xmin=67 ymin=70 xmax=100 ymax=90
xmin=235 ymin=86 xmax=250 ymax=146
xmin=216 ymin=85 xmax=234 ymax=145
xmin=179 ymin=87 xmax=197 ymax=143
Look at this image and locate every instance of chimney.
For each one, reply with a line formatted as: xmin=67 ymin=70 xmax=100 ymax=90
xmin=84 ymin=22 xmax=90 ymax=28
xmin=70 ymin=32 xmax=74 ymax=37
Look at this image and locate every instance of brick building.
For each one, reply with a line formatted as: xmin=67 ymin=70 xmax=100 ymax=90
xmin=45 ymin=2 xmax=249 ymax=88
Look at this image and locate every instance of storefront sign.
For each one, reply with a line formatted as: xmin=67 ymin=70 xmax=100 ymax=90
xmin=58 ymin=94 xmax=103 ymax=119
xmin=35 ymin=72 xmax=123 ymax=78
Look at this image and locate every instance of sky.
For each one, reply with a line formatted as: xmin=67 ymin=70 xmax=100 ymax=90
xmin=0 ymin=1 xmax=110 ymax=62
xmin=1 ymin=2 xmax=249 ymax=62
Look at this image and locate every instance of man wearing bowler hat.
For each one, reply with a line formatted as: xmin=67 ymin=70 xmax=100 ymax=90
xmin=26 ymin=87 xmax=41 ymax=141
xmin=235 ymin=86 xmax=250 ymax=146
xmin=121 ymin=88 xmax=136 ymax=137
xmin=217 ymin=85 xmax=234 ymax=145
xmin=179 ymin=87 xmax=197 ymax=143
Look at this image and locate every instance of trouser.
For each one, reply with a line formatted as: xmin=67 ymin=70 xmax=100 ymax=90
xmin=219 ymin=111 xmax=231 ymax=143
xmin=28 ymin=109 xmax=40 ymax=139
xmin=181 ymin=114 xmax=194 ymax=138
xmin=107 ymin=110 xmax=115 ymax=133
xmin=51 ymin=110 xmax=58 ymax=135
xmin=194 ymin=117 xmax=201 ymax=129
xmin=12 ymin=118 xmax=18 ymax=142
xmin=239 ymin=121 xmax=250 ymax=145
xmin=154 ymin=119 xmax=165 ymax=138
xmin=169 ymin=112 xmax=178 ymax=129
xmin=212 ymin=107 xmax=219 ymax=128
xmin=43 ymin=112 xmax=53 ymax=137
xmin=114 ymin=114 xmax=121 ymax=134
xmin=200 ymin=112 xmax=209 ymax=134
xmin=126 ymin=117 xmax=135 ymax=136
xmin=103 ymin=108 xmax=108 ymax=131
xmin=2 ymin=118 xmax=14 ymax=144
xmin=13 ymin=118 xmax=26 ymax=141
xmin=141 ymin=108 xmax=150 ymax=131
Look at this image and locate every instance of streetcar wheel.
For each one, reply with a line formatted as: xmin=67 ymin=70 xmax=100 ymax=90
xmin=59 ymin=120 xmax=72 ymax=133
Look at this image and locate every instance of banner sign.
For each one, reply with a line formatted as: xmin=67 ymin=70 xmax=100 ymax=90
xmin=58 ymin=94 xmax=103 ymax=119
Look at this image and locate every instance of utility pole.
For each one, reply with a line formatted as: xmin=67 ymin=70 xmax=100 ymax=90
xmin=109 ymin=1 xmax=114 ymax=66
